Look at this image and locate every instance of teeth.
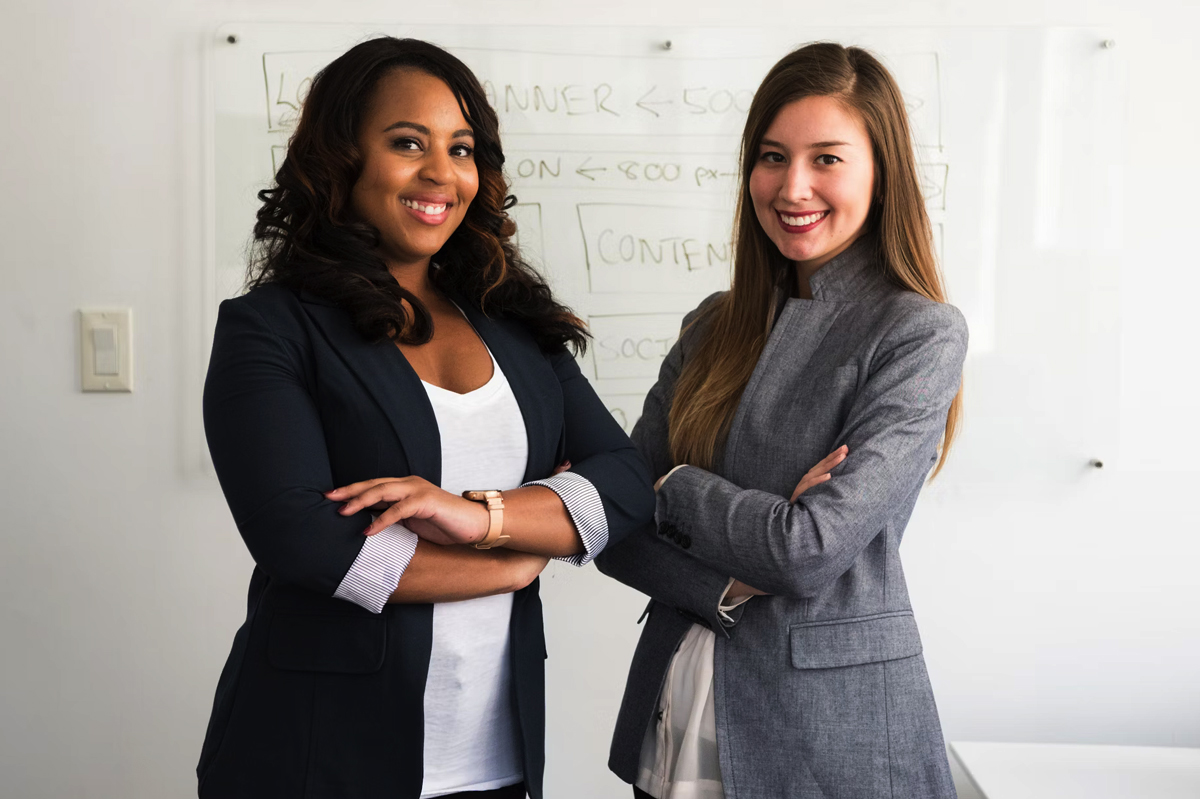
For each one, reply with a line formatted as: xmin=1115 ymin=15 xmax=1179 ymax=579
xmin=781 ymin=210 xmax=827 ymax=226
xmin=401 ymin=198 xmax=447 ymax=215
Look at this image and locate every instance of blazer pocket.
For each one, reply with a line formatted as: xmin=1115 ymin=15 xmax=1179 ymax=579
xmin=267 ymin=612 xmax=387 ymax=674
xmin=790 ymin=610 xmax=922 ymax=669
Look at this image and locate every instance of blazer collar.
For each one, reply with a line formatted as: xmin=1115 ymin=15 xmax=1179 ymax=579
xmin=300 ymin=286 xmax=559 ymax=486
xmin=806 ymin=235 xmax=888 ymax=303
xmin=300 ymin=291 xmax=442 ymax=483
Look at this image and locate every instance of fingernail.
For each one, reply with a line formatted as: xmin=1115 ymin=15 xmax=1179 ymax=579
xmin=363 ymin=526 xmax=373 ymax=536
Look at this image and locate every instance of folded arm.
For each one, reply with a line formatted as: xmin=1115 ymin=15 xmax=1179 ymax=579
xmin=203 ymin=299 xmax=543 ymax=611
xmin=327 ymin=343 xmax=654 ymax=567
xmin=656 ymin=305 xmax=968 ymax=599
xmin=594 ymin=294 xmax=747 ymax=631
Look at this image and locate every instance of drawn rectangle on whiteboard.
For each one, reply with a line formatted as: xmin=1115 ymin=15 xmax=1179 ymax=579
xmin=578 ymin=204 xmax=733 ymax=295
xmin=599 ymin=393 xmax=648 ymax=434
xmin=589 ymin=314 xmax=681 ymax=380
xmin=256 ymin=46 xmax=942 ymax=145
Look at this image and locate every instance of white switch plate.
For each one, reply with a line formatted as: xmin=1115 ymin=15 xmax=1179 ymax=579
xmin=80 ymin=309 xmax=133 ymax=392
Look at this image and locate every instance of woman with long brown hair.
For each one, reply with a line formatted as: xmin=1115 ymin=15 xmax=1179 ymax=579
xmin=597 ymin=42 xmax=966 ymax=798
xmin=197 ymin=37 xmax=654 ymax=799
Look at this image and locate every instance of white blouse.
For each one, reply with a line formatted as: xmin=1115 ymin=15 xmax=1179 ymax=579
xmin=329 ymin=314 xmax=612 ymax=796
xmin=637 ymin=467 xmax=752 ymax=799
xmin=419 ymin=346 xmax=527 ymax=798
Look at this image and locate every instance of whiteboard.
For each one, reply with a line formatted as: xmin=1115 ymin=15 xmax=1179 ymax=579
xmin=210 ymin=25 xmax=1125 ymax=484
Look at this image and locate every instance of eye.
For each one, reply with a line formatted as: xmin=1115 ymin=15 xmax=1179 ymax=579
xmin=758 ymin=150 xmax=785 ymax=164
xmin=389 ymin=136 xmax=421 ymax=152
xmin=815 ymin=154 xmax=842 ymax=166
xmin=450 ymin=143 xmax=474 ymax=158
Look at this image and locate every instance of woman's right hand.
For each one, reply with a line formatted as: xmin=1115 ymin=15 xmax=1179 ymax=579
xmin=327 ymin=476 xmax=491 ymax=544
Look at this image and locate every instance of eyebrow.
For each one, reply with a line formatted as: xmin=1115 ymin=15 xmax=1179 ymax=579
xmin=382 ymin=120 xmax=474 ymax=138
xmin=760 ymin=138 xmax=853 ymax=149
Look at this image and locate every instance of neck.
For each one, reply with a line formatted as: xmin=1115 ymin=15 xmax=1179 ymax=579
xmin=387 ymin=256 xmax=437 ymax=304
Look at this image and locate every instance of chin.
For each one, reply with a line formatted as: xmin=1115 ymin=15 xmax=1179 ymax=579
xmin=778 ymin=243 xmax=826 ymax=263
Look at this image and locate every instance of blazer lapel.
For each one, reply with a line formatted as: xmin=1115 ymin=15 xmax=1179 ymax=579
xmin=456 ymin=299 xmax=560 ymax=484
xmin=301 ymin=293 xmax=442 ymax=484
xmin=722 ymin=298 xmax=847 ymax=473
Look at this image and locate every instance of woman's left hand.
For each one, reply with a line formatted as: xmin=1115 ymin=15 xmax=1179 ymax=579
xmin=790 ymin=445 xmax=848 ymax=502
xmin=325 ymin=477 xmax=489 ymax=544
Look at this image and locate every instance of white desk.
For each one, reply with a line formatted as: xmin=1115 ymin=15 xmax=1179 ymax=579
xmin=950 ymin=742 xmax=1200 ymax=799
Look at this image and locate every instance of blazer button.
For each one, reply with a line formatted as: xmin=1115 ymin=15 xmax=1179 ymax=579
xmin=681 ymin=535 xmax=692 ymax=549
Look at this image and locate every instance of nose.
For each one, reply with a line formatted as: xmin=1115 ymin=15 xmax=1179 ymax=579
xmin=779 ymin=162 xmax=814 ymax=204
xmin=418 ymin=145 xmax=455 ymax=185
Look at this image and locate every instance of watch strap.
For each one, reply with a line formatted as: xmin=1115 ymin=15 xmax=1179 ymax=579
xmin=462 ymin=490 xmax=509 ymax=549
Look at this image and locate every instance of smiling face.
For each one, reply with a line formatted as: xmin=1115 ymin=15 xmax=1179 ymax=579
xmin=749 ymin=95 xmax=875 ymax=281
xmin=350 ymin=68 xmax=479 ymax=274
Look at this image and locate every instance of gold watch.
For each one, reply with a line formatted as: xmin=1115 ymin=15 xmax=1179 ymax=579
xmin=462 ymin=490 xmax=509 ymax=549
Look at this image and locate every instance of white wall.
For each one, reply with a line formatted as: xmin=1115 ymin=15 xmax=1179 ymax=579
xmin=1 ymin=1 xmax=1196 ymax=798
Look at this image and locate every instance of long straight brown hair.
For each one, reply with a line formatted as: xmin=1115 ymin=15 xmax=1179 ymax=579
xmin=669 ymin=42 xmax=962 ymax=477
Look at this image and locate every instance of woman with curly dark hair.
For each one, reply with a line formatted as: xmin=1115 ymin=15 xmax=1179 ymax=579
xmin=197 ymin=37 xmax=655 ymax=799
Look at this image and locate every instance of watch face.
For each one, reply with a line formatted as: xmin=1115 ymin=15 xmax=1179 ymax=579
xmin=464 ymin=490 xmax=501 ymax=500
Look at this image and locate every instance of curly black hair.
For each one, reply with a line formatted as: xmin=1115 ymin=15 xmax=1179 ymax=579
xmin=248 ymin=37 xmax=588 ymax=353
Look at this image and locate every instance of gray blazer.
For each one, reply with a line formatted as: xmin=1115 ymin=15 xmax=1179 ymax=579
xmin=596 ymin=237 xmax=967 ymax=799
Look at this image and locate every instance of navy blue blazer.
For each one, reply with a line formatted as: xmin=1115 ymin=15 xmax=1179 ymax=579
xmin=197 ymin=283 xmax=655 ymax=799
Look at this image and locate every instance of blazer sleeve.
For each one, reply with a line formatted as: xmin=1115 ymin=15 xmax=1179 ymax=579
xmin=595 ymin=294 xmax=748 ymax=633
xmin=654 ymin=302 xmax=968 ymax=600
xmin=203 ymin=297 xmax=371 ymax=596
xmin=541 ymin=345 xmax=656 ymax=555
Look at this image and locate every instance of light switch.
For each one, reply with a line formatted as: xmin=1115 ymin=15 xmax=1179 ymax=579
xmin=80 ymin=309 xmax=132 ymax=392
xmin=92 ymin=327 xmax=119 ymax=375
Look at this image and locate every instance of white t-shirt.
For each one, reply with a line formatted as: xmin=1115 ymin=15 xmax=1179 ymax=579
xmin=419 ymin=345 xmax=529 ymax=798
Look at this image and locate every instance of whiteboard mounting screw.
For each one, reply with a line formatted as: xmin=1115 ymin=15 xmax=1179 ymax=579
xmin=662 ymin=40 xmax=673 ymax=51
xmin=1089 ymin=459 xmax=1104 ymax=469
xmin=1100 ymin=39 xmax=1116 ymax=49
xmin=227 ymin=34 xmax=238 ymax=45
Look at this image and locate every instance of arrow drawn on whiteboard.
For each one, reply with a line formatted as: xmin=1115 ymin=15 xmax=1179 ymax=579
xmin=575 ymin=157 xmax=608 ymax=181
xmin=636 ymin=86 xmax=673 ymax=117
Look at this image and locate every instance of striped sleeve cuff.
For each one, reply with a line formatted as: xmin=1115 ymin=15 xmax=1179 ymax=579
xmin=523 ymin=471 xmax=608 ymax=567
xmin=332 ymin=522 xmax=419 ymax=614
